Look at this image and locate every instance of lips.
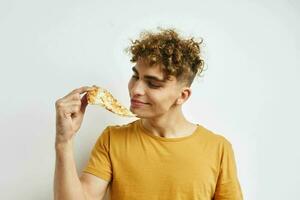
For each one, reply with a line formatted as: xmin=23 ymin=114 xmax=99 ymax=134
xmin=130 ymin=98 xmax=150 ymax=108
xmin=131 ymin=99 xmax=147 ymax=104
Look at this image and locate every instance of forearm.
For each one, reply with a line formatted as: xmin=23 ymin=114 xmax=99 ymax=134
xmin=54 ymin=140 xmax=87 ymax=200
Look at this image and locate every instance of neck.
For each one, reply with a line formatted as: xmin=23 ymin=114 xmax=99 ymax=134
xmin=141 ymin=107 xmax=196 ymax=138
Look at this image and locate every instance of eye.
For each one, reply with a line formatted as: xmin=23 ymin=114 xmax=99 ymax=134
xmin=147 ymin=82 xmax=161 ymax=88
xmin=131 ymin=75 xmax=138 ymax=79
xmin=131 ymin=75 xmax=161 ymax=89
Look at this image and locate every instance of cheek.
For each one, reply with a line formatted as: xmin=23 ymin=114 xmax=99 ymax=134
xmin=150 ymin=91 xmax=175 ymax=107
xmin=128 ymin=79 xmax=133 ymax=90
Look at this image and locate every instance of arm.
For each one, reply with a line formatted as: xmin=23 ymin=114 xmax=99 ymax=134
xmin=80 ymin=172 xmax=110 ymax=200
xmin=54 ymin=86 xmax=110 ymax=200
xmin=54 ymin=142 xmax=110 ymax=200
xmin=213 ymin=140 xmax=243 ymax=200
xmin=54 ymin=141 xmax=87 ymax=200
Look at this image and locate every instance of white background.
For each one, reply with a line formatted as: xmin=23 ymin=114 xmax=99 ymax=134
xmin=0 ymin=0 xmax=299 ymax=199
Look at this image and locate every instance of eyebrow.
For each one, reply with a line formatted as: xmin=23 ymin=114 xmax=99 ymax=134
xmin=132 ymin=67 xmax=166 ymax=83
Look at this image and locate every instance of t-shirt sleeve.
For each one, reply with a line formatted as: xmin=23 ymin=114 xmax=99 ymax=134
xmin=82 ymin=126 xmax=112 ymax=182
xmin=214 ymin=140 xmax=243 ymax=200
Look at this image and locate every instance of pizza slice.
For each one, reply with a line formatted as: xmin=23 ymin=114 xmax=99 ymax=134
xmin=87 ymin=85 xmax=137 ymax=117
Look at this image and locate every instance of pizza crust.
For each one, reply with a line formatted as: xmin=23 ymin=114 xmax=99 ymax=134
xmin=87 ymin=85 xmax=137 ymax=117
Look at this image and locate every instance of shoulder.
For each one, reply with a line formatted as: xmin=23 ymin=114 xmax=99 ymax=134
xmin=197 ymin=125 xmax=236 ymax=162
xmin=95 ymin=120 xmax=138 ymax=145
xmin=105 ymin=119 xmax=139 ymax=135
xmin=197 ymin=124 xmax=233 ymax=147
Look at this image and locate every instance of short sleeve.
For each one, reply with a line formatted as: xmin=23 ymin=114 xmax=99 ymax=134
xmin=82 ymin=126 xmax=112 ymax=182
xmin=214 ymin=140 xmax=243 ymax=200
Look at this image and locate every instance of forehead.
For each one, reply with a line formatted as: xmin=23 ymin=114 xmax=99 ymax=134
xmin=133 ymin=58 xmax=176 ymax=83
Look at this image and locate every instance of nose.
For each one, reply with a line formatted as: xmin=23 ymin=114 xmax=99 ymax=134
xmin=130 ymin=80 xmax=145 ymax=96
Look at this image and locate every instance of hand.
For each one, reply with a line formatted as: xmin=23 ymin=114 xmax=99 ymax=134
xmin=55 ymin=86 xmax=94 ymax=144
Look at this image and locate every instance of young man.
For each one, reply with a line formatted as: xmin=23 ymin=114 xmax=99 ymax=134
xmin=54 ymin=28 xmax=243 ymax=200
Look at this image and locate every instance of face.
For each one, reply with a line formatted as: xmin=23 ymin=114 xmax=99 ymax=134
xmin=128 ymin=58 xmax=191 ymax=118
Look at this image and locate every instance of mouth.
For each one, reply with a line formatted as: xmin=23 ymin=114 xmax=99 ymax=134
xmin=130 ymin=99 xmax=149 ymax=107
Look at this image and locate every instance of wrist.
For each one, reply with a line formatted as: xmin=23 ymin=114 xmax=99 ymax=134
xmin=55 ymin=138 xmax=73 ymax=151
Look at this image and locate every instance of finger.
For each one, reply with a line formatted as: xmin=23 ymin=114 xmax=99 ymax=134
xmin=80 ymin=93 xmax=88 ymax=114
xmin=63 ymin=98 xmax=88 ymax=115
xmin=56 ymin=100 xmax=80 ymax=111
xmin=64 ymin=100 xmax=82 ymax=107
xmin=64 ymin=86 xmax=95 ymax=100
xmin=59 ymin=93 xmax=80 ymax=103
xmin=58 ymin=105 xmax=81 ymax=118
xmin=66 ymin=86 xmax=94 ymax=97
xmin=75 ymin=86 xmax=95 ymax=94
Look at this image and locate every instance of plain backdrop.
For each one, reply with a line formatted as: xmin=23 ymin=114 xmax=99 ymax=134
xmin=0 ymin=0 xmax=299 ymax=199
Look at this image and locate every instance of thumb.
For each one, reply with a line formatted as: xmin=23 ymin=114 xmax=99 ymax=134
xmin=80 ymin=93 xmax=89 ymax=114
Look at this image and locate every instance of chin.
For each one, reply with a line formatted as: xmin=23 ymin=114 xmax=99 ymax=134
xmin=130 ymin=108 xmax=149 ymax=119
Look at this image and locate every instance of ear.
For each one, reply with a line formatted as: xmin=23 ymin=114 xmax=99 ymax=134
xmin=176 ymin=87 xmax=192 ymax=105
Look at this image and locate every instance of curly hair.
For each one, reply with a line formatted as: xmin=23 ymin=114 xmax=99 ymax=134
xmin=125 ymin=27 xmax=205 ymax=86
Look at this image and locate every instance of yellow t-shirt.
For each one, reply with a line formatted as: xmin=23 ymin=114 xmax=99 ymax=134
xmin=83 ymin=119 xmax=243 ymax=200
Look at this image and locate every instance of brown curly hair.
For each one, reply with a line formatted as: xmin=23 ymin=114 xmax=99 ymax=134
xmin=125 ymin=27 xmax=205 ymax=87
